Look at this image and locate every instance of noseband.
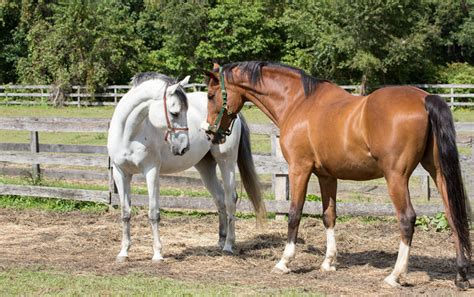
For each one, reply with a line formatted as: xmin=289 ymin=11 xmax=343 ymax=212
xmin=208 ymin=67 xmax=237 ymax=137
xmin=163 ymin=84 xmax=189 ymax=142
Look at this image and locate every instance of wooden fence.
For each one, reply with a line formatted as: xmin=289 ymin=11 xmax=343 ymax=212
xmin=0 ymin=117 xmax=472 ymax=217
xmin=1 ymin=84 xmax=474 ymax=107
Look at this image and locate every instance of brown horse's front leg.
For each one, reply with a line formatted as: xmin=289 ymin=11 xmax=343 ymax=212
xmin=272 ymin=165 xmax=312 ymax=274
xmin=318 ymin=176 xmax=338 ymax=272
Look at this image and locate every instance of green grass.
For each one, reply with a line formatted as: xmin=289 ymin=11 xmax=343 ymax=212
xmin=0 ymin=268 xmax=322 ymax=296
xmin=0 ymin=174 xmax=275 ymax=202
xmin=0 ymin=105 xmax=115 ymax=118
xmin=0 ymin=195 xmax=109 ymax=213
xmin=0 ymin=268 xmax=236 ymax=296
xmin=453 ymin=108 xmax=474 ymax=122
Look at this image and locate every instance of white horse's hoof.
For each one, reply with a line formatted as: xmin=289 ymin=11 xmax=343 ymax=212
xmin=152 ymin=255 xmax=164 ymax=263
xmin=384 ymin=275 xmax=401 ymax=288
xmin=272 ymin=263 xmax=290 ymax=274
xmin=116 ymin=255 xmax=128 ymax=263
xmin=223 ymin=245 xmax=234 ymax=255
xmin=320 ymin=264 xmax=337 ymax=272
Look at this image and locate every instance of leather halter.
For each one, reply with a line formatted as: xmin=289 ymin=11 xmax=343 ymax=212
xmin=163 ymin=84 xmax=188 ymax=142
xmin=208 ymin=67 xmax=236 ymax=137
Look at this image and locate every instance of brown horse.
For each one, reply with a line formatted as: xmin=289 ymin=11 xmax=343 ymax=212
xmin=202 ymin=61 xmax=471 ymax=289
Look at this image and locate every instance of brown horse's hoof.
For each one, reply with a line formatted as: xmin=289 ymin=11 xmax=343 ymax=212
xmin=455 ymin=279 xmax=470 ymax=290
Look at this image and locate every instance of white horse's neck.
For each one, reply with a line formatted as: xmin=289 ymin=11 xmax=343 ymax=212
xmin=110 ymin=80 xmax=168 ymax=143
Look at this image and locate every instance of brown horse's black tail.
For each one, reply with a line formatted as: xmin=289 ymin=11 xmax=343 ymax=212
xmin=425 ymin=95 xmax=471 ymax=262
xmin=237 ymin=114 xmax=267 ymax=227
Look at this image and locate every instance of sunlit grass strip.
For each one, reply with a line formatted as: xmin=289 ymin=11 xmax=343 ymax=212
xmin=0 ymin=175 xmax=275 ymax=200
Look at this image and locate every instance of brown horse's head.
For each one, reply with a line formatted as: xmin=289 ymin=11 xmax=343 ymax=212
xmin=202 ymin=63 xmax=242 ymax=144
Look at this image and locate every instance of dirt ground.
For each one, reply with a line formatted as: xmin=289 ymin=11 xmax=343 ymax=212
xmin=0 ymin=208 xmax=473 ymax=296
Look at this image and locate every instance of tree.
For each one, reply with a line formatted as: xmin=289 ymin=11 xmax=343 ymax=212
xmin=195 ymin=1 xmax=283 ymax=66
xmin=0 ymin=0 xmax=22 ymax=83
xmin=281 ymin=0 xmax=440 ymax=85
xmin=138 ymin=2 xmax=208 ymax=79
xmin=16 ymin=0 xmax=144 ymax=99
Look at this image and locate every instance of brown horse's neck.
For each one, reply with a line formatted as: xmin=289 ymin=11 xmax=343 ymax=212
xmin=231 ymin=67 xmax=309 ymax=127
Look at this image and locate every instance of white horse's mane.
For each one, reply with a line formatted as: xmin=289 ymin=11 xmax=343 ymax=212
xmin=110 ymin=73 xmax=186 ymax=144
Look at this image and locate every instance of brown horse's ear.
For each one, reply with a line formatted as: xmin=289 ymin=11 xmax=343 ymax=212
xmin=212 ymin=63 xmax=221 ymax=72
xmin=203 ymin=70 xmax=219 ymax=85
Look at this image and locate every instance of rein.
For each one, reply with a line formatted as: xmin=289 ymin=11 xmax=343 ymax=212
xmin=209 ymin=67 xmax=236 ymax=137
xmin=163 ymin=84 xmax=188 ymax=142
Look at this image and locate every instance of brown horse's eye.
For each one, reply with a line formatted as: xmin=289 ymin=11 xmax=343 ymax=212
xmin=208 ymin=94 xmax=215 ymax=100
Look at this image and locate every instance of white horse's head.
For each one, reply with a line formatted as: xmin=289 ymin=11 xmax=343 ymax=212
xmin=163 ymin=75 xmax=191 ymax=156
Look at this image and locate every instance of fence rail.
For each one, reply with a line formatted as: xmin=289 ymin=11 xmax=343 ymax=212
xmin=0 ymin=117 xmax=472 ymax=216
xmin=1 ymin=84 xmax=474 ymax=107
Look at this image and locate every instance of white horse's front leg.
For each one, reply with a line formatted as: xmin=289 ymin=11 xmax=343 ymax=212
xmin=113 ymin=165 xmax=132 ymax=262
xmin=145 ymin=166 xmax=163 ymax=262
xmin=219 ymin=161 xmax=237 ymax=254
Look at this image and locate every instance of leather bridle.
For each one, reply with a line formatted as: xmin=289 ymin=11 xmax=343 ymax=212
xmin=163 ymin=84 xmax=189 ymax=142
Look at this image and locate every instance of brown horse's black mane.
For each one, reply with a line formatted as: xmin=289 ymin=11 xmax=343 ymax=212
xmin=221 ymin=61 xmax=326 ymax=97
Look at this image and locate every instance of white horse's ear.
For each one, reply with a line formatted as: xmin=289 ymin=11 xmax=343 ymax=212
xmin=179 ymin=75 xmax=191 ymax=87
xmin=168 ymin=82 xmax=180 ymax=94
xmin=168 ymin=76 xmax=190 ymax=94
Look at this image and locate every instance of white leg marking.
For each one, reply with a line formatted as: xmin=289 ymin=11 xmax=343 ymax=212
xmin=273 ymin=242 xmax=296 ymax=274
xmin=384 ymin=241 xmax=410 ymax=287
xmin=321 ymin=228 xmax=337 ymax=272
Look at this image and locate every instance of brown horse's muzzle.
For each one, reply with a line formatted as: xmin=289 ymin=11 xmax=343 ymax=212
xmin=201 ymin=121 xmax=228 ymax=144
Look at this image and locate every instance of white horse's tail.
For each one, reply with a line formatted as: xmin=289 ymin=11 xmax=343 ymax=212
xmin=237 ymin=114 xmax=267 ymax=227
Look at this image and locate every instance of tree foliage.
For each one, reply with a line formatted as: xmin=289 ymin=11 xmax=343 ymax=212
xmin=0 ymin=0 xmax=472 ymax=88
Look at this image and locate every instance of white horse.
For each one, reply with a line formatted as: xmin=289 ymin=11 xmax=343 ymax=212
xmin=107 ymin=72 xmax=266 ymax=262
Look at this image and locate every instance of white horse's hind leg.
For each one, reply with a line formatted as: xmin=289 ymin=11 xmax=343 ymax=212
xmin=218 ymin=160 xmax=237 ymax=254
xmin=113 ymin=165 xmax=132 ymax=262
xmin=194 ymin=155 xmax=227 ymax=248
xmin=145 ymin=166 xmax=163 ymax=262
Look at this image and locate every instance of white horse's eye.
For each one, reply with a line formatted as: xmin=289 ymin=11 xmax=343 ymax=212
xmin=170 ymin=112 xmax=179 ymax=118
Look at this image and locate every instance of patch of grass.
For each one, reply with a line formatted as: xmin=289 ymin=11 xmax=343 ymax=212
xmin=0 ymin=195 xmax=108 ymax=213
xmin=336 ymin=215 xmax=353 ymax=223
xmin=240 ymin=105 xmax=271 ymax=124
xmin=0 ymin=267 xmax=323 ymax=296
xmin=0 ymin=268 xmax=235 ymax=296
xmin=307 ymin=194 xmax=321 ymax=202
xmin=0 ymin=105 xmax=115 ymax=118
xmin=453 ymin=108 xmax=474 ymax=122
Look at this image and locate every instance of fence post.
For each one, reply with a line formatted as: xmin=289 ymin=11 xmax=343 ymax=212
xmin=77 ymin=87 xmax=81 ymax=107
xmin=272 ymin=134 xmax=289 ymax=220
xmin=114 ymin=87 xmax=118 ymax=105
xmin=30 ymin=131 xmax=40 ymax=180
xmin=421 ymin=175 xmax=431 ymax=201
xmin=450 ymin=87 xmax=454 ymax=110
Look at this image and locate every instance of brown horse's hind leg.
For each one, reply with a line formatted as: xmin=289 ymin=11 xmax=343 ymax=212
xmin=421 ymin=156 xmax=471 ymax=289
xmin=318 ymin=176 xmax=338 ymax=272
xmin=384 ymin=173 xmax=417 ymax=287
xmin=272 ymin=165 xmax=312 ymax=274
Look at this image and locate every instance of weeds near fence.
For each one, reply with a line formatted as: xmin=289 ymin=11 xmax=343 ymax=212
xmin=415 ymin=213 xmax=450 ymax=232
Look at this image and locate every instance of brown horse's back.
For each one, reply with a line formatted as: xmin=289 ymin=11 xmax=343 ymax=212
xmin=365 ymin=86 xmax=429 ymax=177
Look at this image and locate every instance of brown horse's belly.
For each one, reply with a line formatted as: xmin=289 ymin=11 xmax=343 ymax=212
xmin=316 ymin=155 xmax=384 ymax=181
